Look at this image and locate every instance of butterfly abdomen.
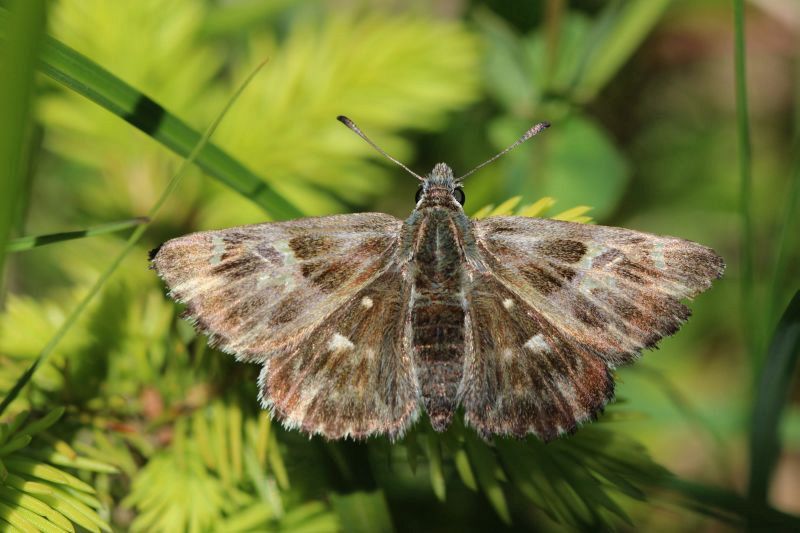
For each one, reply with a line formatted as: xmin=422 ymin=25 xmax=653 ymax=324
xmin=410 ymin=209 xmax=468 ymax=431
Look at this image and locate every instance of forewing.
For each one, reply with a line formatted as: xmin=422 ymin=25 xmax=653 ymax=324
xmin=260 ymin=268 xmax=420 ymax=439
xmin=151 ymin=213 xmax=402 ymax=361
xmin=461 ymin=217 xmax=724 ymax=440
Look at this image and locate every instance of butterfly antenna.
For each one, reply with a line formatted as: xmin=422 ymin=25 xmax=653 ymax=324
xmin=456 ymin=122 xmax=550 ymax=183
xmin=337 ymin=115 xmax=424 ymax=182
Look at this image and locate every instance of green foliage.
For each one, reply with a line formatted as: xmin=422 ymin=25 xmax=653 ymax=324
xmin=122 ymin=403 xmax=337 ymax=532
xmin=467 ymin=8 xmax=635 ymax=220
xmin=0 ymin=408 xmax=113 ymax=532
xmin=380 ymin=405 xmax=668 ymax=530
xmin=210 ymin=10 xmax=481 ymax=222
xmin=1 ymin=1 xmax=798 ymax=531
xmin=28 ymin=21 xmax=301 ymax=220
xmin=37 ymin=0 xmax=481 ymax=227
xmin=0 ymin=50 xmax=264 ymax=417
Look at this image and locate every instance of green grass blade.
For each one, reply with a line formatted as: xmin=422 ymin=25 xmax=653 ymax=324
xmin=0 ymin=6 xmax=302 ymax=220
xmin=0 ymin=61 xmax=267 ymax=417
xmin=0 ymin=0 xmax=46 ymax=284
xmin=734 ymin=0 xmax=758 ymax=365
xmin=747 ymin=291 xmax=800 ymax=512
xmin=6 ymin=217 xmax=148 ymax=253
xmin=769 ymin=144 xmax=800 ymax=326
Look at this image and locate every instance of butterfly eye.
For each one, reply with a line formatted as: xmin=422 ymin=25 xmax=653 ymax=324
xmin=453 ymin=187 xmax=465 ymax=205
xmin=415 ymin=186 xmax=423 ymax=203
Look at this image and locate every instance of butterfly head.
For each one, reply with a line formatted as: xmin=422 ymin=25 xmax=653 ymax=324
xmin=415 ymin=163 xmax=465 ymax=208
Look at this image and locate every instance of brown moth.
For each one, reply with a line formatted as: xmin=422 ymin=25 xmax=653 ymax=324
xmin=151 ymin=116 xmax=724 ymax=442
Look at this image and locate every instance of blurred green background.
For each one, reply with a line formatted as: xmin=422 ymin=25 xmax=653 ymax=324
xmin=0 ymin=0 xmax=798 ymax=531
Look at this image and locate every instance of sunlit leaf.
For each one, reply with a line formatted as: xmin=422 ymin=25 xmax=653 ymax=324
xmin=517 ymin=196 xmax=556 ymax=217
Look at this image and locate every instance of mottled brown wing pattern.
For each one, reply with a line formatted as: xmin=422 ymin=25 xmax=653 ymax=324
xmin=462 ymin=217 xmax=724 ymax=440
xmin=260 ymin=268 xmax=419 ymax=439
xmin=460 ymin=274 xmax=614 ymax=441
xmin=151 ymin=213 xmax=402 ymax=361
xmin=151 ymin=213 xmax=421 ymax=439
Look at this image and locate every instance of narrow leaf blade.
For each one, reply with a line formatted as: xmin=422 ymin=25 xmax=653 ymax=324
xmin=748 ymin=291 xmax=800 ymax=507
xmin=6 ymin=218 xmax=148 ymax=252
xmin=0 ymin=0 xmax=46 ymax=281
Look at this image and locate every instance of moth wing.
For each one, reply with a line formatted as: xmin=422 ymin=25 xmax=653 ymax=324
xmin=153 ymin=213 xmax=421 ymax=439
xmin=461 ymin=217 xmax=724 ymax=440
xmin=151 ymin=213 xmax=403 ymax=360
xmin=461 ymin=274 xmax=615 ymax=441
xmin=260 ymin=267 xmax=420 ymax=439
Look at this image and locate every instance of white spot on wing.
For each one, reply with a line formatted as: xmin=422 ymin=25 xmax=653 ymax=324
xmin=361 ymin=296 xmax=373 ymax=308
xmin=257 ymin=273 xmax=296 ymax=291
xmin=210 ymin=235 xmax=225 ymax=265
xmin=273 ymin=240 xmax=298 ymax=266
xmin=502 ymin=298 xmax=514 ymax=310
xmin=577 ymin=243 xmax=606 ymax=270
xmin=256 ymin=239 xmax=297 ymax=291
xmin=652 ymin=242 xmax=666 ymax=269
xmin=524 ymin=334 xmax=551 ymax=353
xmin=328 ymin=333 xmax=354 ymax=352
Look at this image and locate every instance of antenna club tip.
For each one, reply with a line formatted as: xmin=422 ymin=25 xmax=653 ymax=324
xmin=336 ymin=115 xmax=351 ymax=124
xmin=531 ymin=121 xmax=551 ymax=133
xmin=521 ymin=121 xmax=551 ymax=141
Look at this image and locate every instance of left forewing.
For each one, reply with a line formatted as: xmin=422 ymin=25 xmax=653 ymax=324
xmin=151 ymin=213 xmax=403 ymax=361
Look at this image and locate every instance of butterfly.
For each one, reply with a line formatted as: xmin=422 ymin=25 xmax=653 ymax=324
xmin=150 ymin=116 xmax=724 ymax=442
